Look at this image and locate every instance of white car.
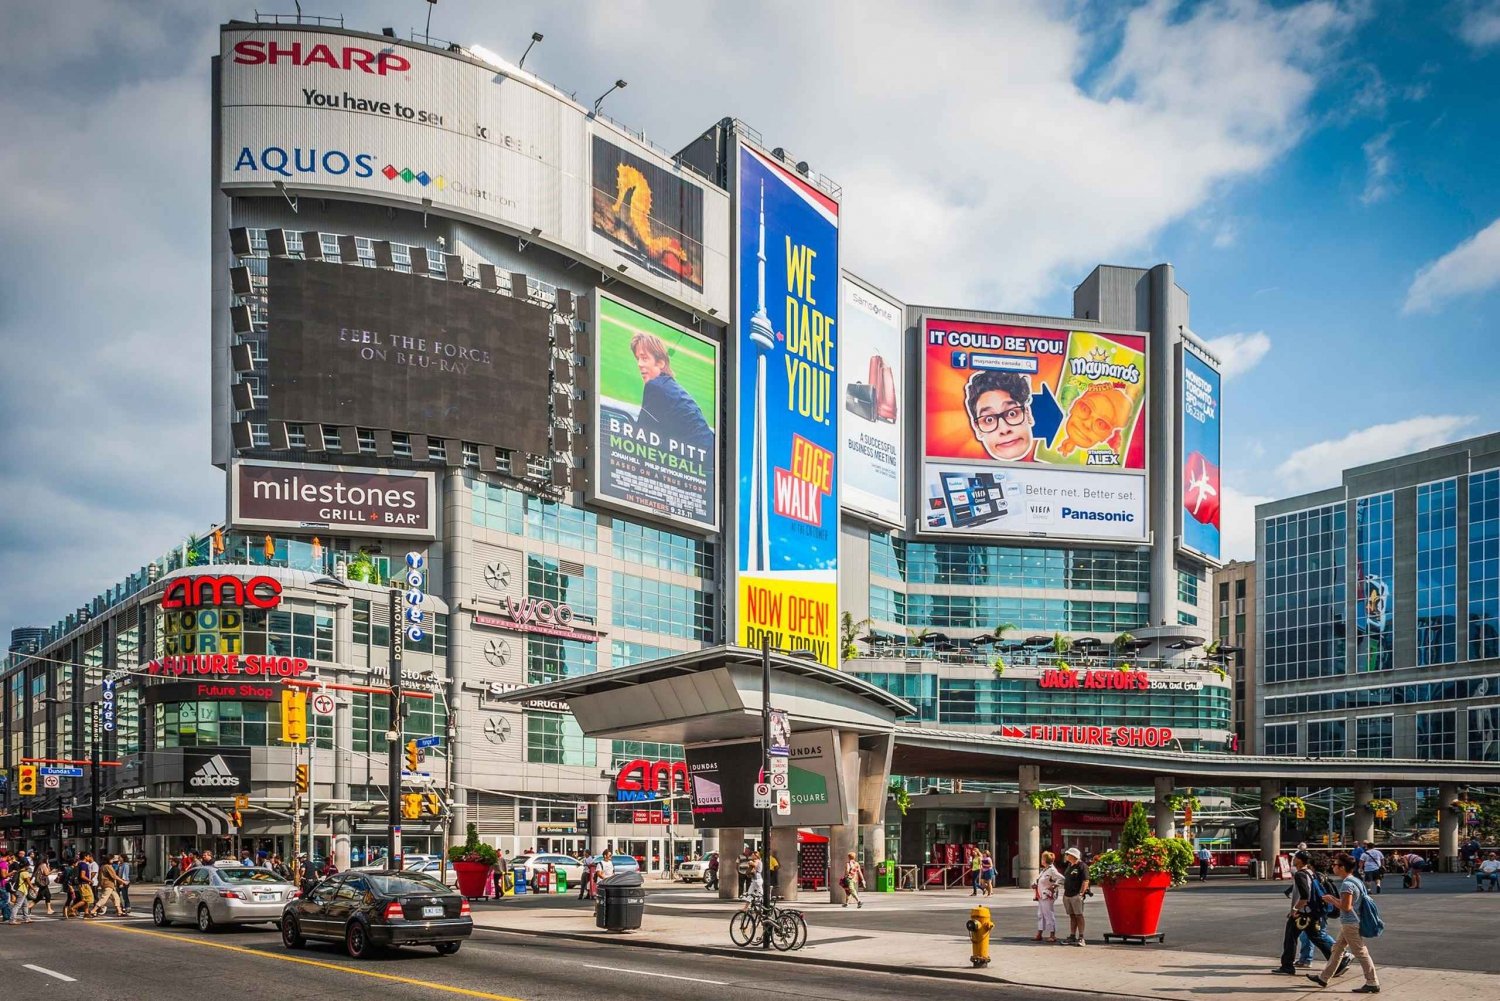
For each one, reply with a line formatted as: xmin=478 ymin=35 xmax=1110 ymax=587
xmin=676 ymin=856 xmax=714 ymax=882
xmin=511 ymin=853 xmax=586 ymax=885
xmin=406 ymin=858 xmax=459 ymax=887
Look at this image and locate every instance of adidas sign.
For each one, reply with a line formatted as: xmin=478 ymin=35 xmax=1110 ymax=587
xmin=189 ymin=754 xmax=242 ymax=788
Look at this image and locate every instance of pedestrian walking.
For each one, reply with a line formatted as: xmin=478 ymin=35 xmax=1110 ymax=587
xmin=1307 ymin=852 xmax=1379 ymax=994
xmin=10 ymin=865 xmax=34 ymax=924
xmin=1360 ymin=842 xmax=1384 ymax=894
xmin=768 ymin=850 xmax=781 ymax=900
xmin=1060 ymin=846 xmax=1090 ymax=946
xmin=736 ymin=849 xmax=753 ymax=899
xmin=1273 ymin=850 xmax=1345 ymax=976
xmin=746 ymin=850 xmax=764 ymax=904
xmin=1294 ymin=856 xmax=1337 ymax=968
xmin=33 ymin=859 xmax=53 ymax=915
xmin=980 ymin=850 xmax=995 ymax=896
xmin=116 ymin=854 xmax=133 ymax=913
xmin=840 ymin=851 xmax=864 ymax=908
xmin=705 ymin=852 xmax=719 ymax=891
xmin=1196 ymin=845 xmax=1212 ymax=882
xmin=968 ymin=847 xmax=983 ymax=895
xmin=579 ymin=856 xmax=596 ymax=900
xmin=93 ymin=857 xmax=124 ymax=916
xmin=1032 ymin=850 xmax=1062 ymax=942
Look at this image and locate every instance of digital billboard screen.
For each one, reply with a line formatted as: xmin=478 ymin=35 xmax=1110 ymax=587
xmin=686 ymin=730 xmax=844 ymax=829
xmin=1180 ymin=349 xmax=1221 ymax=560
xmin=921 ymin=318 xmax=1148 ymax=542
xmin=839 ymin=276 xmax=904 ymax=524
xmin=591 ymin=292 xmax=719 ymax=531
xmin=268 ymin=258 xmax=552 ymax=455
xmin=590 ymin=135 xmax=706 ymax=292
xmin=733 ymin=143 xmax=839 ymax=668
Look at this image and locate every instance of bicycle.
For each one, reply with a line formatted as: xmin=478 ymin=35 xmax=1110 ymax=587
xmin=729 ymin=898 xmax=807 ymax=951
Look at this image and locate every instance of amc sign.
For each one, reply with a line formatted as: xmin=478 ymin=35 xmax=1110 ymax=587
xmin=162 ymin=575 xmax=282 ymax=610
xmin=615 ymin=759 xmax=688 ymax=803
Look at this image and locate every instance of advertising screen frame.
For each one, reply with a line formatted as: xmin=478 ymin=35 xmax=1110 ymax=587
xmin=229 ymin=459 xmax=437 ymax=540
xmin=1178 ymin=344 xmax=1222 ymax=562
xmin=729 ymin=138 xmax=841 ymax=669
xmin=587 ymin=289 xmax=720 ymax=533
xmin=917 ymin=313 xmax=1150 ymax=545
xmin=838 ymin=273 xmax=905 ymax=527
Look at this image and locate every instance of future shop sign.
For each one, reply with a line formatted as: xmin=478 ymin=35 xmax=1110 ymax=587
xmin=230 ymin=461 xmax=436 ymax=540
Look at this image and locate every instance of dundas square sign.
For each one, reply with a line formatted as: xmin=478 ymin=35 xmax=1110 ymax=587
xmin=230 ymin=460 xmax=436 ymax=539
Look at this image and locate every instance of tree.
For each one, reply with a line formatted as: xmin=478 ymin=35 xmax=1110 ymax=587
xmin=841 ymin=612 xmax=872 ymax=663
xmin=1051 ymin=631 xmax=1071 ymax=655
xmin=906 ymin=627 xmax=933 ymax=647
xmin=1113 ymin=631 xmax=1135 ymax=653
xmin=992 ymin=622 xmax=1018 ymax=642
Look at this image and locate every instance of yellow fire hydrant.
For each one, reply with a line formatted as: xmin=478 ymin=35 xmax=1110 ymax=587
xmin=966 ymin=904 xmax=993 ymax=967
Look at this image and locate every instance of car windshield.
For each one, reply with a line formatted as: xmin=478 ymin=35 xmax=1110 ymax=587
xmin=217 ymin=868 xmax=283 ymax=884
xmin=367 ymin=873 xmax=449 ymax=895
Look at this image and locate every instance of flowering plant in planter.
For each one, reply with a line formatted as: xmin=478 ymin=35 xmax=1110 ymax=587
xmin=447 ymin=822 xmax=498 ymax=865
xmin=1365 ymin=798 xmax=1400 ymax=814
xmin=1088 ymin=804 xmax=1194 ymax=887
xmin=1272 ymin=795 xmax=1307 ymax=815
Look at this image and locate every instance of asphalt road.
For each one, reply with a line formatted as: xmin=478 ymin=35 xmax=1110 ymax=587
xmin=0 ymin=913 xmax=1113 ymax=1001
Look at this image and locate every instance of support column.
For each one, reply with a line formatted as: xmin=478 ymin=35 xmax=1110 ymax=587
xmin=861 ymin=824 xmax=885 ymax=864
xmin=1017 ymin=765 xmax=1040 ymax=891
xmin=588 ymin=796 xmax=607 ymax=856
xmin=987 ymin=806 xmax=998 ymax=862
xmin=828 ymin=823 xmax=856 ymax=905
xmin=1438 ymin=783 xmax=1460 ymax=872
xmin=1154 ymin=776 xmax=1176 ymax=839
xmin=770 ymin=825 xmax=799 ymax=902
xmin=717 ymin=828 xmax=744 ymax=900
xmin=1350 ymin=781 xmax=1374 ymax=847
xmin=827 ymin=730 xmax=862 ymax=904
xmin=1260 ymin=781 xmax=1282 ymax=877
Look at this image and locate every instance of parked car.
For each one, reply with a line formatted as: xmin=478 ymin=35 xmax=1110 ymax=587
xmin=405 ymin=858 xmax=459 ymax=887
xmin=677 ymin=853 xmax=716 ymax=882
xmin=153 ymin=865 xmax=300 ymax=932
xmin=510 ymin=853 xmax=586 ymax=884
xmin=587 ymin=854 xmax=641 ymax=874
xmin=280 ymin=870 xmax=471 ymax=959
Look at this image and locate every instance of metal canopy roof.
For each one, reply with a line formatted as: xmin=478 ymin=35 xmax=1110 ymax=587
xmin=495 ymin=645 xmax=915 ymax=745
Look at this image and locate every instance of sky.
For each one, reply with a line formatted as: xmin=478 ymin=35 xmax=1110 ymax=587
xmin=2 ymin=0 xmax=1499 ymax=635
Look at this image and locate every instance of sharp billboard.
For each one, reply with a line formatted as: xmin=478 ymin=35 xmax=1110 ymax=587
xmin=267 ymin=258 xmax=552 ymax=455
xmin=920 ymin=318 xmax=1149 ymax=542
xmin=839 ymin=275 xmax=904 ymax=526
xmin=1179 ymin=347 xmax=1221 ymax=561
xmin=589 ymin=291 xmax=719 ymax=532
xmin=733 ymin=143 xmax=839 ymax=668
xmin=218 ymin=27 xmax=729 ymax=315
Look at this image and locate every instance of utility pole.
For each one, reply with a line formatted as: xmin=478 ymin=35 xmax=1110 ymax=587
xmin=307 ymin=739 xmax=316 ymax=864
xmin=760 ymin=637 xmax=773 ymax=951
xmin=387 ymin=586 xmax=405 ymax=869
xmin=291 ymin=743 xmax=302 ymax=883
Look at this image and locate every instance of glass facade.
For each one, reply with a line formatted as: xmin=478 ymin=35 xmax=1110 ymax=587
xmin=153 ymin=700 xmax=333 ymax=749
xmin=525 ymin=711 xmax=596 ymax=766
xmin=1354 ymin=493 xmax=1394 ymax=672
xmin=1354 ymin=715 xmax=1392 ymax=758
xmin=1264 ymin=723 xmax=1298 ymax=756
xmin=1263 ymin=503 xmax=1346 ymax=682
xmin=1415 ymin=479 xmax=1457 ymax=666
xmin=1470 ymin=470 xmax=1500 ymax=660
xmin=1306 ymin=718 xmax=1346 ymax=757
xmin=1415 ymin=709 xmax=1456 ymax=760
xmin=1469 ymin=705 xmax=1500 ymax=762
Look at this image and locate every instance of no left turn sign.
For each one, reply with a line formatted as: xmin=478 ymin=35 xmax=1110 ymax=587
xmin=311 ymin=692 xmax=336 ymax=716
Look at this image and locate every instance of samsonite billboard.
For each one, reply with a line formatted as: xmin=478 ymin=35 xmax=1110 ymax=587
xmin=217 ymin=26 xmax=729 ymax=316
xmin=839 ymin=275 xmax=904 ymax=526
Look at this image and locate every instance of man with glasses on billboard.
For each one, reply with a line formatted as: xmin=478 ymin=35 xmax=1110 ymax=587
xmin=964 ymin=370 xmax=1037 ymax=462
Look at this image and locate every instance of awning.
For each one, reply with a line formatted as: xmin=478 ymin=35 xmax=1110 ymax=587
xmin=797 ymin=829 xmax=829 ymax=845
xmin=177 ymin=805 xmax=232 ymax=836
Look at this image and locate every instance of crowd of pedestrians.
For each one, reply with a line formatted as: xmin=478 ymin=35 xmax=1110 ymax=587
xmin=1 ymin=849 xmax=138 ymax=924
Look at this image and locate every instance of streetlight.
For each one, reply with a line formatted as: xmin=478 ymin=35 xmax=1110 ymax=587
xmin=593 ymin=79 xmax=627 ymax=116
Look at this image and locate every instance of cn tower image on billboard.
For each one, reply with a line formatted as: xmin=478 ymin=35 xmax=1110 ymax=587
xmin=746 ymin=181 xmax=774 ymax=572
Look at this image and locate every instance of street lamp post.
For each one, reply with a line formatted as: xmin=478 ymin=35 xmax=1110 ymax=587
xmin=760 ymin=637 xmax=772 ymax=951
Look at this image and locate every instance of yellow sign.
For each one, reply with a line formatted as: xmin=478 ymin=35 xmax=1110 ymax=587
xmin=280 ymin=689 xmax=308 ymax=744
xmin=162 ymin=607 xmax=243 ymax=656
xmin=737 ymin=576 xmax=838 ymax=669
xmin=18 ymin=764 xmax=38 ymax=796
xmin=234 ymin=793 xmax=250 ymax=811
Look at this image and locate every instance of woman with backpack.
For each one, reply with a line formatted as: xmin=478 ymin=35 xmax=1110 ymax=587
xmin=1307 ymin=852 xmax=1380 ymax=994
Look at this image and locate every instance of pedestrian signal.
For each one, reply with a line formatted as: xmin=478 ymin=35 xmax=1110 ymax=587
xmin=18 ymin=764 xmax=38 ymax=796
xmin=295 ymin=763 xmax=309 ymax=794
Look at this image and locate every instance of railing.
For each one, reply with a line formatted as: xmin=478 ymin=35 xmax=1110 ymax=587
xmin=252 ymin=11 xmax=344 ymax=27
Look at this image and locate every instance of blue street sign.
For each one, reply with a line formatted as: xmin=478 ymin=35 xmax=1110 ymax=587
xmin=40 ymin=766 xmax=84 ymax=777
xmin=414 ymin=735 xmax=442 ymax=749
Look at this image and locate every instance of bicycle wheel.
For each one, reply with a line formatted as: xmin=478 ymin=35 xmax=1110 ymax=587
xmin=792 ymin=910 xmax=808 ymax=950
xmin=729 ymin=909 xmax=758 ymax=947
xmin=770 ymin=911 xmax=800 ymax=951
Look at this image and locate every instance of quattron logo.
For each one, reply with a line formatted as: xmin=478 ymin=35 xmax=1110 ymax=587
xmin=381 ymin=164 xmax=446 ymax=188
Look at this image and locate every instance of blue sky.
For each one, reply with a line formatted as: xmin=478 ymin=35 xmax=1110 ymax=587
xmin=2 ymin=0 xmax=1499 ymax=632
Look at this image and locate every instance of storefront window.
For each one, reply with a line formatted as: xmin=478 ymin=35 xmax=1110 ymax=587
xmin=153 ymin=699 xmax=332 ymax=749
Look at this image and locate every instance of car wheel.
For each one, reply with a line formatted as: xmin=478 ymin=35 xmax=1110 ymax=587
xmin=345 ymin=920 xmax=374 ymax=959
xmin=281 ymin=916 xmax=306 ymax=949
xmin=435 ymin=941 xmax=461 ymax=956
xmin=153 ymin=900 xmax=170 ymax=927
xmin=197 ymin=905 xmax=216 ymax=933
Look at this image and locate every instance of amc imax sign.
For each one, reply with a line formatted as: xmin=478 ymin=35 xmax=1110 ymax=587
xmin=230 ymin=460 xmax=436 ymax=539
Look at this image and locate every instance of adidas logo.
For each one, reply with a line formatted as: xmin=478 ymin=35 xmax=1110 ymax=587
xmin=189 ymin=755 xmax=242 ymax=788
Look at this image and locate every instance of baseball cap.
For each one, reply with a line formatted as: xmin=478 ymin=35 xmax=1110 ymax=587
xmin=1065 ymin=847 xmax=1081 ymax=859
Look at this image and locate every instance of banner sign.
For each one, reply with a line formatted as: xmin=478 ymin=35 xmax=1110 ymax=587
xmin=231 ymin=461 xmax=436 ymax=540
xmin=473 ymin=599 xmax=599 ymax=643
xmin=183 ymin=747 xmax=252 ymax=791
xmin=686 ymin=729 xmax=844 ymax=828
xmin=590 ymin=291 xmax=719 ymax=531
xmin=1180 ymin=349 xmax=1221 ymax=560
xmin=1037 ymin=670 xmax=1204 ymax=693
xmin=733 ymin=142 xmax=840 ymax=668
xmin=839 ymin=275 xmax=904 ymax=524
xmin=146 ymin=654 xmax=311 ymax=678
xmin=996 ymin=724 xmax=1175 ymax=748
xmin=920 ymin=318 xmax=1148 ymax=542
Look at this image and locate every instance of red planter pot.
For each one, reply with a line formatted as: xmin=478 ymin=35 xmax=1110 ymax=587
xmin=1100 ymin=871 xmax=1172 ymax=937
xmin=453 ymin=860 xmax=494 ymax=900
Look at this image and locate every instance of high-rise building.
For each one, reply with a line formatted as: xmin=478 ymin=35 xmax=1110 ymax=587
xmin=1213 ymin=560 xmax=1256 ymax=750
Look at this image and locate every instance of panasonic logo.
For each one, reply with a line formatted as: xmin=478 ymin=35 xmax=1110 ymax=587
xmin=1060 ymin=508 xmax=1135 ymax=523
xmin=189 ymin=755 xmax=242 ymax=788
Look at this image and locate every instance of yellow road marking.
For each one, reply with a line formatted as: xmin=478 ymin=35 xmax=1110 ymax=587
xmin=98 ymin=923 xmax=527 ymax=1001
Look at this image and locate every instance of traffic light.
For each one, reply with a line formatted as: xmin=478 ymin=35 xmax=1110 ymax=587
xmin=295 ymin=763 xmax=309 ymax=795
xmin=18 ymin=764 xmax=38 ymax=797
xmin=280 ymin=689 xmax=308 ymax=744
xmin=406 ymin=741 xmax=420 ymax=771
xmin=229 ymin=808 xmax=243 ymax=829
xmin=401 ymin=793 xmax=423 ymax=820
xmin=423 ymin=792 xmax=443 ymax=817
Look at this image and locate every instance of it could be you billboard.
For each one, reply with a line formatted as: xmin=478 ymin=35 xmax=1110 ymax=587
xmin=591 ymin=292 xmax=719 ymax=531
xmin=734 ymin=143 xmax=839 ymax=668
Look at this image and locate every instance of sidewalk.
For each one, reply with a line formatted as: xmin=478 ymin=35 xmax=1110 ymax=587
xmin=468 ymin=886 xmax=1493 ymax=1000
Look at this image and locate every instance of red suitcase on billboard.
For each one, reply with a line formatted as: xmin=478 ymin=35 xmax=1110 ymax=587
xmin=871 ymin=353 xmax=898 ymax=423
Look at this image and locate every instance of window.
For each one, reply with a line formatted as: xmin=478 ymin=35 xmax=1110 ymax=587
xmin=1415 ymin=710 xmax=1456 ymax=760
xmin=1354 ymin=716 xmax=1393 ymax=759
xmin=1468 ymin=705 xmax=1500 ymax=762
xmin=611 ymin=640 xmax=678 ymax=668
xmin=1264 ymin=723 xmax=1298 ymax=756
xmin=1177 ymin=611 xmax=1199 ymax=626
xmin=1415 ymin=479 xmax=1457 ymax=666
xmin=611 ymin=573 xmax=713 ymax=641
xmin=1177 ymin=567 xmax=1200 ymax=606
xmin=1263 ymin=504 xmax=1346 ymax=682
xmin=530 ymin=558 xmax=598 ymax=620
xmin=525 ymin=711 xmax=596 ymax=766
xmin=153 ymin=699 xmax=331 ymax=749
xmin=527 ymin=638 xmax=598 ymax=684
xmin=1469 ymin=470 xmax=1500 ymax=659
xmin=1354 ymin=493 xmax=1394 ymax=672
xmin=612 ymin=520 xmax=713 ymax=578
xmin=1306 ymin=719 xmax=1346 ymax=758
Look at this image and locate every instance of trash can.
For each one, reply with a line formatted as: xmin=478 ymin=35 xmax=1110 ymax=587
xmin=875 ymin=859 xmax=896 ymax=892
xmin=595 ymin=870 xmax=646 ymax=932
xmin=556 ymin=867 xmax=568 ymax=894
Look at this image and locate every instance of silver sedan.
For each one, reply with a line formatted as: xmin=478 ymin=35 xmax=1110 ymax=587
xmin=153 ymin=865 xmax=300 ymax=932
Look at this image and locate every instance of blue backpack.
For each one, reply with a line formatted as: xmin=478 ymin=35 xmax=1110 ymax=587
xmin=1356 ymin=881 xmax=1384 ymax=938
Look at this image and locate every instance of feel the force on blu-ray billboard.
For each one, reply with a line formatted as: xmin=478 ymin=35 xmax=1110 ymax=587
xmin=734 ymin=143 xmax=839 ymax=668
xmin=921 ymin=318 xmax=1148 ymax=542
xmin=1180 ymin=348 xmax=1221 ymax=561
xmin=590 ymin=291 xmax=719 ymax=532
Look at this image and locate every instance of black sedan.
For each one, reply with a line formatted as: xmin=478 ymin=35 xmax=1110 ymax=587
xmin=280 ymin=869 xmax=472 ymax=958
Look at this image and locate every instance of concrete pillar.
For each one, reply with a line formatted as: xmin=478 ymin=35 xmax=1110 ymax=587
xmin=828 ymin=823 xmax=856 ymax=905
xmin=770 ymin=825 xmax=799 ymax=901
xmin=1259 ymin=781 xmax=1282 ymax=876
xmin=717 ymin=828 xmax=745 ymax=899
xmin=1154 ymin=776 xmax=1176 ymax=839
xmin=1350 ymin=781 xmax=1374 ymax=847
xmin=987 ymin=806 xmax=998 ymax=862
xmin=861 ymin=824 xmax=885 ymax=864
xmin=827 ymin=730 xmax=863 ymax=904
xmin=1438 ymin=783 xmax=1460 ymax=872
xmin=588 ymin=796 xmax=607 ymax=856
xmin=1017 ymin=765 xmax=1040 ymax=891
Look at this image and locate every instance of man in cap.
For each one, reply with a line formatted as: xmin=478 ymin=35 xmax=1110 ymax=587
xmin=1060 ymin=847 xmax=1090 ymax=946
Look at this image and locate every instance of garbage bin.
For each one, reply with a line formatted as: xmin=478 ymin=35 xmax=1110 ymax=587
xmin=875 ymin=859 xmax=896 ymax=892
xmin=556 ymin=867 xmax=568 ymax=894
xmin=595 ymin=870 xmax=646 ymax=932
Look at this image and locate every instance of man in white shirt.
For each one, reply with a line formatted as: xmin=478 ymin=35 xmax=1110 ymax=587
xmin=1360 ymin=842 xmax=1384 ymax=894
xmin=1476 ymin=853 xmax=1500 ymax=892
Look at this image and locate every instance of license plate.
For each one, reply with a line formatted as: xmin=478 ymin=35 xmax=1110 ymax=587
xmin=422 ymin=905 xmax=444 ymax=918
xmin=255 ymin=893 xmax=276 ymax=901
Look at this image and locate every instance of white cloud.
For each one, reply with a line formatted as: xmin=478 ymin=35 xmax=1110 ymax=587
xmin=1204 ymin=331 xmax=1273 ymax=380
xmin=1274 ymin=415 xmax=1479 ymax=493
xmin=1359 ymin=128 xmax=1396 ymax=205
xmin=1220 ymin=484 xmax=1273 ymax=561
xmin=1459 ymin=1 xmax=1500 ymax=49
xmin=1403 ymin=216 xmax=1500 ymax=313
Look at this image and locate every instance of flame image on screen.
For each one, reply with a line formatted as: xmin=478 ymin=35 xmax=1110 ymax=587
xmin=1056 ymin=384 xmax=1131 ymax=456
xmin=594 ymin=164 xmax=701 ymax=286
